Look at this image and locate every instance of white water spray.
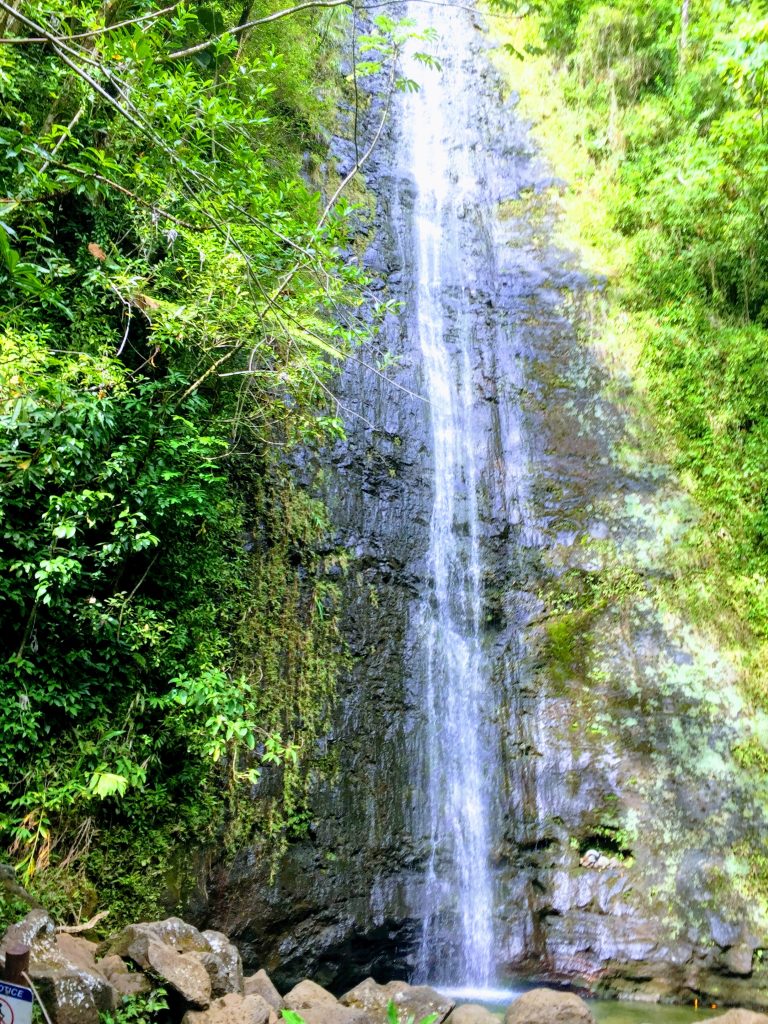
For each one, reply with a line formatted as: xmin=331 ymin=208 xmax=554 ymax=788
xmin=400 ymin=2 xmax=497 ymax=987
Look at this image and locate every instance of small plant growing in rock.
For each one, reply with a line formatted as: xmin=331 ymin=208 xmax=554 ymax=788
xmin=282 ymin=1012 xmax=307 ymax=1024
xmin=101 ymin=989 xmax=169 ymax=1024
xmin=386 ymin=1001 xmax=439 ymax=1024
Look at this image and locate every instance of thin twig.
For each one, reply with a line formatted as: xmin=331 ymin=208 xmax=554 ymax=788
xmin=116 ymin=308 xmax=132 ymax=357
xmin=37 ymin=106 xmax=83 ymax=175
xmin=69 ymin=3 xmax=179 ymax=38
xmin=23 ymin=145 xmax=199 ymax=229
xmin=115 ymin=553 xmax=159 ymax=638
xmin=178 ymin=53 xmax=398 ymax=402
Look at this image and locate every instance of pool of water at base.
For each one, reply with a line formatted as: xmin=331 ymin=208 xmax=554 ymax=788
xmin=437 ymin=986 xmax=726 ymax=1024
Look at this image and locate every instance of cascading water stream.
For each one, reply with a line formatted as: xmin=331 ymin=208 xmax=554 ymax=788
xmin=401 ymin=1 xmax=498 ymax=988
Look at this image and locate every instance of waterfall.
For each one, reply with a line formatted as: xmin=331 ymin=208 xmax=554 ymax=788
xmin=401 ymin=2 xmax=498 ymax=988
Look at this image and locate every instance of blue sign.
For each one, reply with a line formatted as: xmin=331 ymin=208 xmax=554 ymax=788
xmin=0 ymin=980 xmax=34 ymax=1024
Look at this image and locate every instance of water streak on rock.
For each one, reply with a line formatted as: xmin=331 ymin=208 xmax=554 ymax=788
xmin=401 ymin=2 xmax=500 ymax=986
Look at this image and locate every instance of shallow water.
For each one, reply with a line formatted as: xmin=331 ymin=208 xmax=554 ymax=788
xmin=590 ymin=1003 xmax=724 ymax=1024
xmin=439 ymin=986 xmax=726 ymax=1024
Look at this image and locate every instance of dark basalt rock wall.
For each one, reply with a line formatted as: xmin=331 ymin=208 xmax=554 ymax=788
xmin=202 ymin=13 xmax=768 ymax=1009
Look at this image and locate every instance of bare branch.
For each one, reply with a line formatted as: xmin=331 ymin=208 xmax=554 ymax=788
xmin=0 ymin=3 xmax=179 ymax=43
xmin=167 ymin=0 xmax=352 ymax=59
xmin=38 ymin=106 xmax=83 ymax=175
xmin=68 ymin=3 xmax=179 ymax=39
xmin=56 ymin=910 xmax=110 ymax=934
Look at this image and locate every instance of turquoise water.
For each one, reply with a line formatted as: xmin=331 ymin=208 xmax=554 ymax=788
xmin=439 ymin=986 xmax=725 ymax=1024
xmin=591 ymin=1001 xmax=724 ymax=1024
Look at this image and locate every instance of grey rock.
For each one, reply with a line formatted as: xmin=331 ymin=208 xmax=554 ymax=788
xmin=579 ymin=850 xmax=600 ymax=868
xmin=145 ymin=939 xmax=211 ymax=1008
xmin=183 ymin=993 xmax=275 ymax=1024
xmin=445 ymin=1005 xmax=499 ymax=1024
xmin=0 ymin=913 xmax=117 ymax=1024
xmin=579 ymin=849 xmax=619 ymax=871
xmin=0 ymin=909 xmax=56 ymax=955
xmin=341 ymin=979 xmax=453 ymax=1024
xmin=293 ymin=1007 xmax=373 ymax=1024
xmin=284 ymin=980 xmax=338 ymax=1010
xmin=0 ymin=865 xmax=41 ymax=909
xmin=199 ymin=931 xmax=243 ymax=997
xmin=31 ymin=967 xmax=116 ymax=1024
xmin=97 ymin=924 xmax=156 ymax=969
xmin=99 ymin=918 xmax=210 ymax=969
xmin=55 ymin=936 xmax=100 ymax=971
xmin=97 ymin=955 xmax=151 ymax=997
xmin=244 ymin=970 xmax=284 ymax=1010
xmin=194 ymin=952 xmax=240 ymax=999
xmin=504 ymin=990 xmax=596 ymax=1024
xmin=725 ymin=944 xmax=755 ymax=977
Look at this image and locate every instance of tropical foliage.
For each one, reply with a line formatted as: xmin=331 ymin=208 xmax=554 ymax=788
xmin=0 ymin=0 xmax=431 ymax=915
xmin=494 ymin=0 xmax=768 ymax=693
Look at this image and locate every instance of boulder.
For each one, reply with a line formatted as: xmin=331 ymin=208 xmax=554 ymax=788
xmin=31 ymin=967 xmax=117 ymax=1024
xmin=1 ymin=911 xmax=117 ymax=1024
xmin=724 ymin=944 xmax=755 ymax=977
xmin=445 ymin=1006 xmax=498 ymax=1024
xmin=284 ymin=980 xmax=338 ymax=1010
xmin=341 ymin=979 xmax=453 ymax=1024
xmin=145 ymin=939 xmax=211 ymax=1008
xmin=97 ymin=955 xmax=152 ymax=998
xmin=99 ymin=918 xmax=240 ymax=1000
xmin=55 ymin=935 xmax=101 ymax=974
xmin=197 ymin=931 xmax=243 ymax=997
xmin=183 ymin=993 xmax=275 ymax=1024
xmin=504 ymin=989 xmax=596 ymax=1024
xmin=98 ymin=918 xmax=212 ymax=969
xmin=291 ymin=1006 xmax=372 ymax=1024
xmin=0 ymin=909 xmax=56 ymax=956
xmin=98 ymin=923 xmax=157 ymax=969
xmin=244 ymin=970 xmax=284 ymax=1011
xmin=701 ymin=1013 xmax=768 ymax=1024
xmin=193 ymin=952 xmax=239 ymax=1000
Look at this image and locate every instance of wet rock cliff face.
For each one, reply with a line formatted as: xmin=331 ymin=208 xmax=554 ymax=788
xmin=202 ymin=8 xmax=768 ymax=1009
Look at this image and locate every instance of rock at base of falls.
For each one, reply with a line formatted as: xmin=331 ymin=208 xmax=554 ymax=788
xmin=284 ymin=979 xmax=339 ymax=1009
xmin=244 ymin=970 xmax=285 ymax=1011
xmin=97 ymin=955 xmax=152 ymax=997
xmin=284 ymin=977 xmax=386 ymax=1024
xmin=145 ymin=940 xmax=212 ymax=1009
xmin=340 ymin=978 xmax=454 ymax=1024
xmin=182 ymin=993 xmax=276 ymax=1024
xmin=444 ymin=1004 xmax=500 ymax=1024
xmin=504 ymin=989 xmax=596 ymax=1024
xmin=0 ymin=910 xmax=116 ymax=1024
xmin=0 ymin=910 xmax=252 ymax=1024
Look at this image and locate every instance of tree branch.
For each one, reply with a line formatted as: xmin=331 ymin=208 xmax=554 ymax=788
xmin=167 ymin=0 xmax=352 ymax=59
xmin=0 ymin=3 xmax=179 ymax=43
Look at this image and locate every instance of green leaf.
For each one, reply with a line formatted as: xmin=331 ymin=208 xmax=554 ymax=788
xmin=88 ymin=771 xmax=129 ymax=800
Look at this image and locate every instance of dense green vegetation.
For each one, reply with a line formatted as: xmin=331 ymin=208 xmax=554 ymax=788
xmin=7 ymin=0 xmax=768 ymax=944
xmin=0 ymin=0 xmax=430 ymax=923
xmin=494 ymin=0 xmax=768 ymax=699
